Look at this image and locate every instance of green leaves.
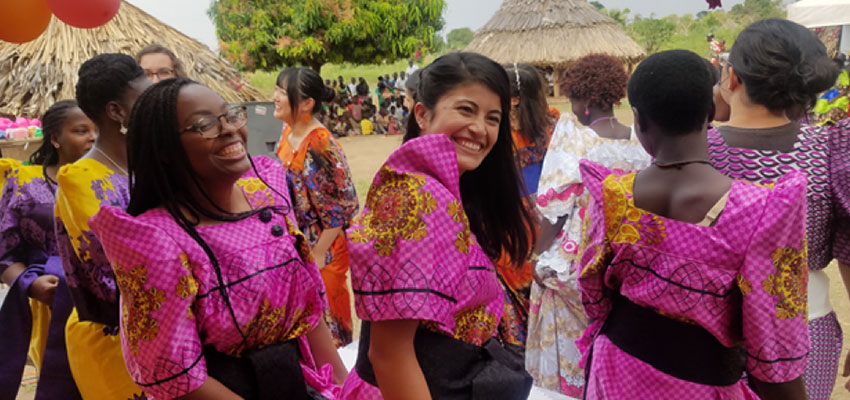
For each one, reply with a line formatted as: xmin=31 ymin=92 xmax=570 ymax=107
xmin=209 ymin=0 xmax=446 ymax=72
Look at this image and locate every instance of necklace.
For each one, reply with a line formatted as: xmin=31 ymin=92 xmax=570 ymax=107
xmin=588 ymin=116 xmax=617 ymax=127
xmin=653 ymin=159 xmax=713 ymax=169
xmin=93 ymin=147 xmax=129 ymax=176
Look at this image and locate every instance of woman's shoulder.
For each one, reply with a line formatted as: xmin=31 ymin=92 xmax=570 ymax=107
xmin=91 ymin=206 xmax=185 ymax=264
xmin=0 ymin=158 xmax=45 ymax=189
xmin=57 ymin=158 xmax=115 ymax=188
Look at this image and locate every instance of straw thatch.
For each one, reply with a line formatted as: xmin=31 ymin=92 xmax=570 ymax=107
xmin=466 ymin=0 xmax=646 ymax=68
xmin=0 ymin=1 xmax=263 ymax=118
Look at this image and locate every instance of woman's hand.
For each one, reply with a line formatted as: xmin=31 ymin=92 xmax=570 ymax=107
xmin=28 ymin=274 xmax=59 ymax=305
xmin=306 ymin=319 xmax=348 ymax=385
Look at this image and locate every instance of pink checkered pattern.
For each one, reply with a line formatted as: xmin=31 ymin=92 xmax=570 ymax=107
xmin=90 ymin=156 xmax=337 ymax=399
xmin=341 ymin=135 xmax=505 ymax=399
xmin=577 ymin=160 xmax=810 ymax=398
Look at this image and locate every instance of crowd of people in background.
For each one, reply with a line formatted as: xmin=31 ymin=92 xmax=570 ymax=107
xmin=318 ymin=59 xmax=421 ymax=137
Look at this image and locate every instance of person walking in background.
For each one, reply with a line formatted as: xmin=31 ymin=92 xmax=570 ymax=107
xmin=135 ymin=43 xmax=187 ymax=83
xmin=580 ymin=49 xmax=809 ymax=400
xmin=91 ymin=78 xmax=345 ymax=399
xmin=274 ymin=67 xmax=359 ymax=348
xmin=405 ymin=58 xmax=420 ymax=76
xmin=54 ymin=53 xmax=151 ymax=399
xmin=0 ymin=100 xmax=96 ymax=400
xmin=709 ymin=19 xmax=844 ymax=400
xmin=340 ymin=52 xmax=534 ymax=400
xmin=526 ymin=53 xmax=650 ymax=397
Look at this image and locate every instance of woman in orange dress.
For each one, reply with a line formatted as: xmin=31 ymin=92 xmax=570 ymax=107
xmin=274 ymin=67 xmax=359 ymax=347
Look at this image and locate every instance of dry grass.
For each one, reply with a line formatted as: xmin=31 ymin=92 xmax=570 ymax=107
xmin=0 ymin=1 xmax=263 ymax=118
xmin=466 ymin=0 xmax=645 ymax=68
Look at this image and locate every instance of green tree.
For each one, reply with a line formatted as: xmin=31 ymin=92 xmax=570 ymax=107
xmin=729 ymin=0 xmax=783 ymax=21
xmin=602 ymin=8 xmax=631 ymax=27
xmin=590 ymin=1 xmax=605 ymax=10
xmin=630 ymin=16 xmax=677 ymax=54
xmin=209 ymin=0 xmax=446 ymax=72
xmin=446 ymin=27 xmax=474 ymax=49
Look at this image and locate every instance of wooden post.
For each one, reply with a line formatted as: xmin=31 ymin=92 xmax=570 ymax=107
xmin=553 ymin=66 xmax=561 ymax=97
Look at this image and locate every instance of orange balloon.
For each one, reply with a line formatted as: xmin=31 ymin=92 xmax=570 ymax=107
xmin=0 ymin=0 xmax=53 ymax=43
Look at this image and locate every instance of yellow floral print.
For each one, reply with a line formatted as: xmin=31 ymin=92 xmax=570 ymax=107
xmin=349 ymin=166 xmax=437 ymax=257
xmin=114 ymin=263 xmax=166 ymax=355
xmin=736 ymin=274 xmax=752 ymax=295
xmin=454 ymin=304 xmax=499 ymax=346
xmin=762 ymin=239 xmax=808 ymax=320
xmin=232 ymin=300 xmax=313 ymax=356
xmin=448 ymin=200 xmax=471 ymax=255
xmin=237 ymin=177 xmax=274 ymax=206
xmin=175 ymin=253 xmax=198 ymax=319
xmin=601 ymin=173 xmax=667 ymax=246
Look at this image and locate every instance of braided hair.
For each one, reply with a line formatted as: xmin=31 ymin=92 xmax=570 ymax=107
xmin=75 ymin=53 xmax=145 ymax=123
xmin=29 ymin=100 xmax=79 ymax=168
xmin=126 ymin=78 xmax=290 ymax=336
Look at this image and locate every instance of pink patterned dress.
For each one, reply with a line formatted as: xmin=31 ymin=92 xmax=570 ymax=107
xmin=577 ymin=160 xmax=809 ymax=399
xmin=340 ymin=135 xmax=507 ymax=399
xmin=89 ymin=157 xmax=339 ymax=399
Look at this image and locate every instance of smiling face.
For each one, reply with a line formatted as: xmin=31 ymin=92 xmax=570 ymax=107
xmin=414 ymin=82 xmax=501 ymax=174
xmin=139 ymin=52 xmax=176 ymax=83
xmin=176 ymin=84 xmax=250 ymax=183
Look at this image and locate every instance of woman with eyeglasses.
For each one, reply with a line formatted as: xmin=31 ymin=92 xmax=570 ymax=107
xmin=273 ymin=68 xmax=359 ymax=348
xmin=54 ymin=53 xmax=151 ymax=399
xmin=707 ymin=19 xmax=844 ymax=400
xmin=136 ymin=44 xmax=187 ymax=83
xmin=89 ymin=78 xmax=346 ymax=399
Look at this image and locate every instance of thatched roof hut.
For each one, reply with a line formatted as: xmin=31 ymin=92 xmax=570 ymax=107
xmin=0 ymin=1 xmax=263 ymax=118
xmin=466 ymin=0 xmax=645 ymax=94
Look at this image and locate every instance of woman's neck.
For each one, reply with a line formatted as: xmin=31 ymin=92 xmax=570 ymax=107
xmin=586 ymin=107 xmax=628 ymax=140
xmin=188 ymin=179 xmax=251 ymax=224
xmin=94 ymin=130 xmax=128 ymax=167
xmin=726 ymin=95 xmax=790 ymax=129
xmin=290 ymin=116 xmax=318 ymax=138
xmin=652 ymin=130 xmax=711 ymax=163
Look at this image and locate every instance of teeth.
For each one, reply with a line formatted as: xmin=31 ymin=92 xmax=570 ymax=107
xmin=219 ymin=142 xmax=243 ymax=157
xmin=457 ymin=140 xmax=482 ymax=151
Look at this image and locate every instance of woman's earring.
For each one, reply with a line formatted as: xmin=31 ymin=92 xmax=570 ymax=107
xmin=302 ymin=114 xmax=311 ymax=124
xmin=584 ymin=108 xmax=590 ymax=116
xmin=120 ymin=123 xmax=128 ymax=135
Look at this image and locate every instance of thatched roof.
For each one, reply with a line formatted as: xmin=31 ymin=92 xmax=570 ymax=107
xmin=0 ymin=1 xmax=263 ymax=118
xmin=466 ymin=0 xmax=646 ymax=68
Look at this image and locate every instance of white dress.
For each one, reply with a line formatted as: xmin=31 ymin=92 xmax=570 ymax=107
xmin=525 ymin=112 xmax=650 ymax=397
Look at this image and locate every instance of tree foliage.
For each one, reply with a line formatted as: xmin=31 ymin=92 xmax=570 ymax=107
xmin=446 ymin=27 xmax=474 ymax=49
xmin=630 ymin=16 xmax=676 ymax=54
xmin=209 ymin=0 xmax=446 ymax=72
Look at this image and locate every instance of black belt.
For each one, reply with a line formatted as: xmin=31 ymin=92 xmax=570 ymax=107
xmin=596 ymin=295 xmax=745 ymax=386
xmin=203 ymin=340 xmax=328 ymax=400
xmin=355 ymin=321 xmax=532 ymax=400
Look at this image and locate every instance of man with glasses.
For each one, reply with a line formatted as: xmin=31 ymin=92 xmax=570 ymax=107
xmin=135 ymin=44 xmax=186 ymax=83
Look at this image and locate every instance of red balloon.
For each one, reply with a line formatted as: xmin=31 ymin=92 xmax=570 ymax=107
xmin=0 ymin=0 xmax=52 ymax=43
xmin=46 ymin=0 xmax=120 ymax=29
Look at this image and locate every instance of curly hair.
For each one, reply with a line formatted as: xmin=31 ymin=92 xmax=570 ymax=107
xmin=560 ymin=54 xmax=628 ymax=110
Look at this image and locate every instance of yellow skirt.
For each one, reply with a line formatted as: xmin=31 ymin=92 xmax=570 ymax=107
xmin=65 ymin=308 xmax=146 ymax=399
xmin=28 ymin=298 xmax=50 ymax=371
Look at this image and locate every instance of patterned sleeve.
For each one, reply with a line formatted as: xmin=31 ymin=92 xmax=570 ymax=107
xmin=536 ymin=113 xmax=589 ymax=224
xmin=347 ymin=165 xmax=462 ymax=328
xmin=574 ymin=160 xmax=615 ymax=360
xmin=90 ymin=207 xmax=206 ymax=399
xmin=828 ymin=121 xmax=850 ymax=265
xmin=303 ymin=130 xmax=359 ymax=230
xmin=738 ymin=171 xmax=809 ymax=383
xmin=0 ymin=160 xmax=25 ymax=273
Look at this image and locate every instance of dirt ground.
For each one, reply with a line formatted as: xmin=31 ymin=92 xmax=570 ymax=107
xmin=15 ymin=106 xmax=850 ymax=398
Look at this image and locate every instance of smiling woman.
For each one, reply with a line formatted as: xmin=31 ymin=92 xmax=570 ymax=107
xmin=341 ymin=52 xmax=535 ymax=400
xmin=88 ymin=78 xmax=347 ymax=399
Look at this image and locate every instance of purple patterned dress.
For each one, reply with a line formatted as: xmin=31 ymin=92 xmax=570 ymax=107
xmin=0 ymin=159 xmax=79 ymax=399
xmin=708 ymin=123 xmax=850 ymax=400
xmin=340 ymin=135 xmax=508 ymax=399
xmin=577 ymin=160 xmax=809 ymax=399
xmin=89 ymin=156 xmax=339 ymax=399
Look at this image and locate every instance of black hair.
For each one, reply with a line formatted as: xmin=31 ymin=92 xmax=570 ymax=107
xmin=405 ymin=69 xmax=421 ymax=102
xmin=135 ymin=44 xmax=188 ymax=78
xmin=75 ymin=53 xmax=145 ymax=123
xmin=126 ymin=78 xmax=291 ymax=330
xmin=275 ymin=67 xmax=336 ymax=117
xmin=628 ymin=50 xmax=715 ymax=135
xmin=404 ymin=52 xmax=534 ymax=265
xmin=729 ymin=19 xmax=838 ymax=112
xmin=29 ymin=100 xmax=80 ymax=169
xmin=504 ymin=63 xmax=550 ymax=147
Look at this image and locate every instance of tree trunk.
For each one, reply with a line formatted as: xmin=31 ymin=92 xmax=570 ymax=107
xmin=306 ymin=59 xmax=323 ymax=74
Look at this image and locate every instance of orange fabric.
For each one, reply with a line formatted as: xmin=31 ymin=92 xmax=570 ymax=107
xmin=321 ymin=234 xmax=353 ymax=331
xmin=510 ymin=108 xmax=561 ymax=151
xmin=277 ymin=125 xmax=336 ymax=171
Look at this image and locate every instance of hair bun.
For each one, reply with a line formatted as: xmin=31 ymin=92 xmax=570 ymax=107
xmin=321 ymin=85 xmax=336 ymax=102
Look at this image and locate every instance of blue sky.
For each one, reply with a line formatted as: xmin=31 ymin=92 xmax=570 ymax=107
xmin=130 ymin=0 xmax=754 ymax=51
